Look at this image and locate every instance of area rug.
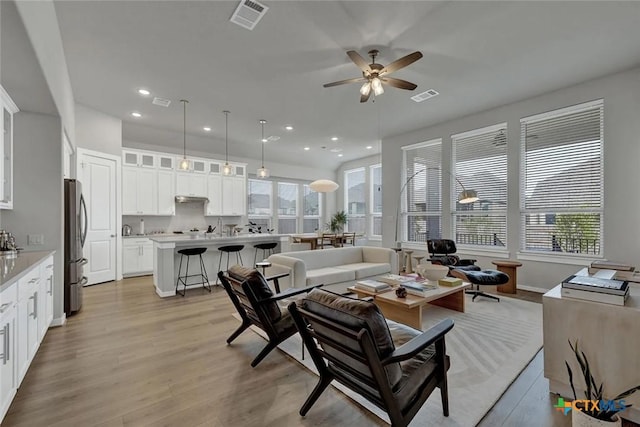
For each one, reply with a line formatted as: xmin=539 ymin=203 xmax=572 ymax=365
xmin=236 ymin=294 xmax=543 ymax=426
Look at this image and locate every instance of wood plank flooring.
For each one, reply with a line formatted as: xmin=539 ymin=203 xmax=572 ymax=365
xmin=3 ymin=280 xmax=637 ymax=426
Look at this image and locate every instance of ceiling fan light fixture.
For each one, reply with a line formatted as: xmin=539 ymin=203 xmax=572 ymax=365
xmin=360 ymin=82 xmax=371 ymax=96
xmin=372 ymin=77 xmax=384 ymax=96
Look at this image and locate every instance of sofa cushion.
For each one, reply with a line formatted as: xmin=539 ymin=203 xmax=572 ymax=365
xmin=335 ymin=262 xmax=392 ymax=279
xmin=228 ymin=265 xmax=281 ymax=322
xmin=305 ymin=267 xmax=355 ymax=286
xmin=279 ymin=247 xmax=364 ymax=270
xmin=301 ymin=288 xmax=403 ymax=388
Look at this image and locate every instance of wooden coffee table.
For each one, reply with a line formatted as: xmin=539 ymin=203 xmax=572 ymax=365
xmin=348 ymin=282 xmax=471 ymax=330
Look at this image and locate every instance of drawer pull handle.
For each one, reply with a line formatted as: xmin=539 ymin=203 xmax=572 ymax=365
xmin=0 ymin=302 xmax=10 ymax=313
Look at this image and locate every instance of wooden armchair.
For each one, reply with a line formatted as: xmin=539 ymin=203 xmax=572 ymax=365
xmin=218 ymin=265 xmax=320 ymax=367
xmin=288 ymin=289 xmax=454 ymax=427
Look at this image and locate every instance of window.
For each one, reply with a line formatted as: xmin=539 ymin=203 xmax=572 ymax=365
xmin=303 ymin=184 xmax=321 ymax=233
xmin=344 ymin=168 xmax=366 ymax=234
xmin=401 ymin=140 xmax=442 ymax=243
xmin=520 ymin=99 xmax=603 ymax=256
xmin=247 ymin=179 xmax=272 ymax=220
xmin=277 ymin=182 xmax=298 ymax=234
xmin=452 ymin=124 xmax=507 ymax=248
xmin=370 ymin=164 xmax=382 ymax=237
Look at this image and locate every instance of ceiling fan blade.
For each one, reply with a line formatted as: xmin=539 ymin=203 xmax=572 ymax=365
xmin=323 ymin=77 xmax=367 ymax=88
xmin=380 ymin=51 xmax=423 ymax=76
xmin=360 ymin=91 xmax=371 ymax=103
xmin=347 ymin=50 xmax=372 ymax=74
xmin=382 ymin=77 xmax=418 ymax=91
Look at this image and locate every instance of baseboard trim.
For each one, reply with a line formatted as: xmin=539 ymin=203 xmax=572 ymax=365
xmin=518 ymin=285 xmax=549 ymax=294
xmin=155 ymin=286 xmax=175 ymax=298
xmin=50 ymin=315 xmax=66 ymax=327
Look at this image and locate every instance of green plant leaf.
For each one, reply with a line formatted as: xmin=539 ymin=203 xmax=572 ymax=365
xmin=565 ymin=361 xmax=577 ymax=400
xmin=614 ymin=385 xmax=640 ymax=400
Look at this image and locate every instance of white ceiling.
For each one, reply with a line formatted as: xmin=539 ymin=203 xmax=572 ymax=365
xmin=52 ymin=1 xmax=640 ymax=170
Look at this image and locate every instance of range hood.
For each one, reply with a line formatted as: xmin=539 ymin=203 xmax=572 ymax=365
xmin=175 ymin=195 xmax=209 ymax=203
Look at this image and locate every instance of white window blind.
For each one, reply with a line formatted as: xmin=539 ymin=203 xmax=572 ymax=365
xmin=401 ymin=140 xmax=442 ymax=243
xmin=520 ymin=99 xmax=603 ymax=256
xmin=303 ymin=184 xmax=321 ymax=233
xmin=278 ymin=182 xmax=298 ymax=233
xmin=345 ymin=168 xmax=366 ymax=234
xmin=452 ymin=124 xmax=507 ymax=248
xmin=370 ymin=164 xmax=382 ymax=237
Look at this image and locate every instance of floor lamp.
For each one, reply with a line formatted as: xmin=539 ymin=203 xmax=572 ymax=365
xmin=395 ymin=168 xmax=478 ymax=248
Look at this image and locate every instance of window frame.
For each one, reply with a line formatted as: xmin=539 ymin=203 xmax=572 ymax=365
xmin=303 ymin=184 xmax=322 ymax=233
xmin=519 ymin=99 xmax=604 ymax=259
xmin=247 ymin=178 xmax=273 ymax=229
xmin=344 ymin=167 xmax=367 ymax=234
xmin=277 ymin=181 xmax=299 ymax=234
xmin=451 ymin=123 xmax=508 ymax=251
xmin=369 ymin=163 xmax=382 ymax=239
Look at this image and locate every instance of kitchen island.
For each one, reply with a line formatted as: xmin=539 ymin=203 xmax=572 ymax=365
xmin=149 ymin=234 xmax=291 ymax=297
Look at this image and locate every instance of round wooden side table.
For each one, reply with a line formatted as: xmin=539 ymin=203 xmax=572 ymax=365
xmin=491 ymin=260 xmax=522 ymax=294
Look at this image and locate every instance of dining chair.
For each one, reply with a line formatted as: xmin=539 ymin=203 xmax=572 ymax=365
xmin=319 ymin=233 xmax=336 ymax=249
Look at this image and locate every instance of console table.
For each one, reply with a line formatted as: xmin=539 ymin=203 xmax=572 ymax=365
xmin=543 ymin=284 xmax=640 ymax=422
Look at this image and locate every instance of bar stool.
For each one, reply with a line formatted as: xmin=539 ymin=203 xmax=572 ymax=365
xmin=253 ymin=242 xmax=278 ymax=265
xmin=217 ymin=245 xmax=245 ymax=283
xmin=175 ymin=247 xmax=211 ymax=297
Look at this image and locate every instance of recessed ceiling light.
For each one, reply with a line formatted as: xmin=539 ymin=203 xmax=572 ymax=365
xmin=338 ymin=154 xmax=343 ymax=157
xmin=304 ymin=147 xmax=310 ymax=151
xmin=203 ymin=127 xmax=211 ymax=132
xmin=137 ymin=89 xmax=151 ymax=96
xmin=331 ymin=137 xmax=338 ymax=141
xmin=285 ymin=125 xmax=294 ymax=131
xmin=366 ymin=146 xmax=373 ymax=149
xmin=131 ymin=112 xmax=142 ymax=118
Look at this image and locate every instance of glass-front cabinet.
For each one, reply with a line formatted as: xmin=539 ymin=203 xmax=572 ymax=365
xmin=0 ymin=86 xmax=18 ymax=210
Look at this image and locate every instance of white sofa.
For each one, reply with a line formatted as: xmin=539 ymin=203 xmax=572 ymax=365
xmin=267 ymin=246 xmax=399 ymax=294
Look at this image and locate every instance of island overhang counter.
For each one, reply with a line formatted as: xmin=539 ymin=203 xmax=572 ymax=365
xmin=149 ymin=234 xmax=291 ymax=297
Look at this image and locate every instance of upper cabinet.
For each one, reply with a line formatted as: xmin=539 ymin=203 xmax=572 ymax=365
xmin=123 ymin=150 xmax=155 ymax=168
xmin=0 ymin=86 xmax=18 ymax=210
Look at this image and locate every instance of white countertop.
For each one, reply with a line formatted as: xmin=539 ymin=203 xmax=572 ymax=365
xmin=0 ymin=250 xmax=55 ymax=291
xmin=148 ymin=233 xmax=289 ymax=245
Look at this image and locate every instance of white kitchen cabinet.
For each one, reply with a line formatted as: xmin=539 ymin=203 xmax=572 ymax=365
xmin=157 ymin=170 xmax=175 ymax=215
xmin=157 ymin=155 xmax=174 ymax=170
xmin=17 ymin=269 xmax=39 ymax=384
xmin=222 ymin=176 xmax=246 ymax=216
xmin=176 ymin=172 xmax=207 ymax=197
xmin=123 ymin=150 xmax=155 ymax=168
xmin=122 ymin=166 xmax=158 ymax=215
xmin=39 ymin=257 xmax=54 ymax=340
xmin=0 ymin=282 xmax=17 ymax=421
xmin=123 ymin=238 xmax=154 ymax=276
xmin=0 ymin=86 xmax=18 ymax=210
xmin=206 ymin=175 xmax=222 ymax=216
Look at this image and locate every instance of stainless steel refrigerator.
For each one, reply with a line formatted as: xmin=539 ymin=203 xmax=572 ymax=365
xmin=64 ymin=179 xmax=88 ymax=315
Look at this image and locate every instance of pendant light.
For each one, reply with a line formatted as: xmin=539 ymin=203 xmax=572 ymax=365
xmin=257 ymin=119 xmax=270 ymax=178
xmin=178 ymin=99 xmax=190 ymax=170
xmin=222 ymin=110 xmax=233 ymax=175
xmin=309 ymin=179 xmax=339 ymax=192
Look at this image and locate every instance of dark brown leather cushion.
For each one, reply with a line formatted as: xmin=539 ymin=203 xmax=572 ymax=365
xmin=301 ymin=288 xmax=402 ymax=387
xmin=228 ymin=265 xmax=281 ymax=322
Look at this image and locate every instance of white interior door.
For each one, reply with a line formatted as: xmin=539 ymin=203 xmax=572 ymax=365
xmin=79 ymin=151 xmax=117 ymax=285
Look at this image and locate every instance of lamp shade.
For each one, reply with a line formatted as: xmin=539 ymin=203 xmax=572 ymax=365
xmin=458 ymin=189 xmax=479 ymax=204
xmin=309 ymin=179 xmax=339 ymax=193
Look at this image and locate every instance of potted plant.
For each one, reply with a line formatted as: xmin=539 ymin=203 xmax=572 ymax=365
xmin=326 ymin=210 xmax=347 ymax=233
xmin=565 ymin=340 xmax=640 ymax=426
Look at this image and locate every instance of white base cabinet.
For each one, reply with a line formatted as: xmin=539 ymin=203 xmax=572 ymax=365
xmin=123 ymin=238 xmax=154 ymax=277
xmin=1 ymin=254 xmax=54 ymax=423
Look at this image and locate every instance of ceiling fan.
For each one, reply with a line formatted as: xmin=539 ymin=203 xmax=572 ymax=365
xmin=323 ymin=49 xmax=423 ymax=102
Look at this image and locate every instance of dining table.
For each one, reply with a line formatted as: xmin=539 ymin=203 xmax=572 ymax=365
xmin=290 ymin=233 xmax=358 ymax=250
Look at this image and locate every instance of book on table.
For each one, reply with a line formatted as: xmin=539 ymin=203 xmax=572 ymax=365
xmin=561 ymin=286 xmax=629 ymax=306
xmin=401 ymin=281 xmax=438 ymax=297
xmin=377 ymin=274 xmax=415 ymax=286
xmin=354 ymin=279 xmax=391 ymax=293
xmin=438 ymin=277 xmax=463 ymax=287
xmin=561 ymin=275 xmax=629 ymax=296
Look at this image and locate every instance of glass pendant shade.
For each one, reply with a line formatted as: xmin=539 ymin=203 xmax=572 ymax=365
xmin=179 ymin=158 xmax=189 ymax=170
xmin=360 ymin=82 xmax=371 ymax=96
xmin=371 ymin=77 xmax=384 ymax=96
xmin=223 ymin=162 xmax=233 ymax=176
xmin=257 ymin=167 xmax=270 ymax=178
xmin=309 ymin=179 xmax=339 ymax=193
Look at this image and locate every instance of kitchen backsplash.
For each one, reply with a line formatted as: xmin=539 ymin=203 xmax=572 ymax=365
xmin=123 ymin=203 xmax=242 ymax=234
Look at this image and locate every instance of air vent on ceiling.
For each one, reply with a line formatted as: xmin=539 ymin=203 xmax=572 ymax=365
xmin=230 ymin=0 xmax=269 ymax=30
xmin=411 ymin=89 xmax=439 ymax=103
xmin=265 ymin=135 xmax=280 ymax=142
xmin=152 ymin=97 xmax=171 ymax=107
xmin=330 ymin=148 xmax=343 ymax=153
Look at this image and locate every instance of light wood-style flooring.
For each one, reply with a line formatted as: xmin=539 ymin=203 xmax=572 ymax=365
xmin=3 ymin=279 xmax=637 ymax=426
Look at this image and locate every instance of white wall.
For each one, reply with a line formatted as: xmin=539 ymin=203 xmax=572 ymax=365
xmin=76 ymin=103 xmax=122 ymax=156
xmin=383 ymin=67 xmax=640 ymax=291
xmin=2 ymin=111 xmax=64 ymax=322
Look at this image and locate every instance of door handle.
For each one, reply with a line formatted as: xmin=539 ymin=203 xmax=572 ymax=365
xmin=79 ymin=258 xmax=89 ymax=266
xmin=0 ymin=323 xmax=7 ymax=365
xmin=0 ymin=303 xmax=10 ymax=313
xmin=79 ymin=276 xmax=89 ymax=286
xmin=110 ymin=234 xmax=116 ymax=238
xmin=48 ymin=276 xmax=53 ymax=295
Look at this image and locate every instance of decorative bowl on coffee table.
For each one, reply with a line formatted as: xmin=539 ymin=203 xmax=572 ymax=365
xmin=416 ymin=264 xmax=449 ymax=283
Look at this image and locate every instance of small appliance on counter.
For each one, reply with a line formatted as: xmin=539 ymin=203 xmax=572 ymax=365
xmin=0 ymin=230 xmax=19 ymax=258
xmin=122 ymin=224 xmax=132 ymax=236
